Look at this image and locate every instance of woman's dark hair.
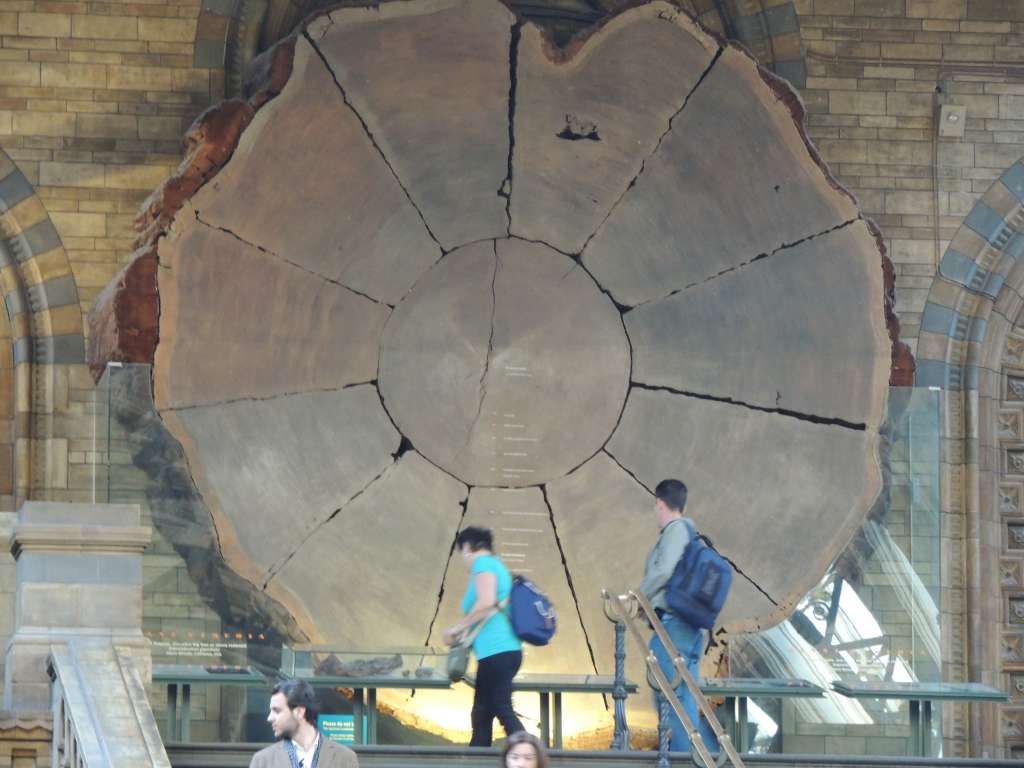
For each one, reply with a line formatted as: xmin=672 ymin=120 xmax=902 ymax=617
xmin=456 ymin=526 xmax=493 ymax=552
xmin=501 ymin=731 xmax=549 ymax=767
xmin=272 ymin=678 xmax=319 ymax=725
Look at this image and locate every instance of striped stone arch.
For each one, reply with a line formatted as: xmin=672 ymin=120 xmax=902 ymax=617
xmin=915 ymin=159 xmax=1024 ymax=757
xmin=0 ymin=151 xmax=86 ymax=505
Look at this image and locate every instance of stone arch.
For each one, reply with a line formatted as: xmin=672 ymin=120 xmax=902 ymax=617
xmin=0 ymin=151 xmax=87 ymax=504
xmin=192 ymin=0 xmax=807 ymax=100
xmin=916 ymin=158 xmax=1024 ymax=757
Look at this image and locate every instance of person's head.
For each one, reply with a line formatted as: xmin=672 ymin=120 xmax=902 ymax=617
xmin=654 ymin=478 xmax=687 ymax=529
xmin=456 ymin=526 xmax=494 ymax=569
xmin=502 ymin=731 xmax=549 ymax=768
xmin=267 ymin=679 xmax=319 ymax=740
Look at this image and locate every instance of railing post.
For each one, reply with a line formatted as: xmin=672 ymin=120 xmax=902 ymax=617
xmin=657 ymin=693 xmax=671 ymax=768
xmin=611 ymin=619 xmax=631 ymax=750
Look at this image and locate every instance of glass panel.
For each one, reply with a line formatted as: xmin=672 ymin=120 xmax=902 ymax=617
xmin=729 ymin=386 xmax=942 ymax=756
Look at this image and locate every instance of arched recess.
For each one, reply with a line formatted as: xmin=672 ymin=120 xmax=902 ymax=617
xmin=916 ymin=158 xmax=1024 ymax=758
xmin=0 ymin=151 xmax=87 ymax=505
xmin=191 ymin=0 xmax=806 ymax=99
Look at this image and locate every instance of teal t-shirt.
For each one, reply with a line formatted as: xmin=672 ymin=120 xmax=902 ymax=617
xmin=461 ymin=554 xmax=520 ymax=660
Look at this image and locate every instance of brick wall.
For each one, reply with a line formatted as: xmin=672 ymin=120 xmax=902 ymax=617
xmin=792 ymin=0 xmax=1024 ymax=353
xmin=0 ymin=1 xmax=211 ymax=317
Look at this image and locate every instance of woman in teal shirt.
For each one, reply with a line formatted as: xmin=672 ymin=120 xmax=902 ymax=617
xmin=442 ymin=526 xmax=524 ymax=746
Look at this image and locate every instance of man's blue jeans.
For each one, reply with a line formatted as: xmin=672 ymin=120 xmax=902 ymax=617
xmin=650 ymin=612 xmax=720 ymax=754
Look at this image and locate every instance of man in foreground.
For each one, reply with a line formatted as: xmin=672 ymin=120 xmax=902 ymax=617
xmin=639 ymin=478 xmax=719 ymax=754
xmin=251 ymin=679 xmax=359 ymax=768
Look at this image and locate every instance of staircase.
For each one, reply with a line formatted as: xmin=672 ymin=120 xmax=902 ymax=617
xmin=166 ymin=744 xmax=1024 ymax=768
xmin=49 ymin=639 xmax=171 ymax=767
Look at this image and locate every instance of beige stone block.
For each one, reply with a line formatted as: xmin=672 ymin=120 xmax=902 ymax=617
xmin=890 ymin=238 xmax=937 ymax=264
xmin=882 ymin=43 xmax=943 ymax=59
xmin=18 ymin=13 xmax=70 ymax=38
xmin=0 ymin=12 xmax=15 ymax=35
xmin=815 ymin=0 xmax=854 ymax=12
xmin=12 ymin=111 xmax=74 ymax=137
xmin=71 ymin=14 xmax=137 ymax=40
xmin=999 ymin=95 xmax=1024 ymax=120
xmin=907 ymin=0 xmax=965 ymax=18
xmin=76 ymin=113 xmax=136 ymax=139
xmin=976 ymin=141 xmax=1024 ymax=169
xmin=830 ymin=89 xmax=886 ymax=115
xmin=937 ymin=141 xmax=974 ymax=167
xmin=864 ymin=65 xmax=916 ymax=79
xmin=38 ymin=161 xmax=105 ymax=189
xmin=887 ymin=90 xmax=933 ymax=116
xmin=867 ymin=140 xmax=932 ymax=165
xmin=948 ymin=93 xmax=998 ymax=118
xmin=137 ymin=17 xmax=195 ymax=42
xmin=40 ymin=62 xmax=106 ymax=89
xmin=138 ymin=115 xmax=181 ymax=140
xmin=104 ymin=163 xmax=170 ymax=190
xmin=886 ymin=190 xmax=933 ymax=214
xmin=106 ymin=65 xmax=202 ymax=91
xmin=943 ymin=44 xmax=993 ymax=61
xmin=50 ymin=211 xmax=104 ymax=238
xmin=816 ymin=138 xmax=868 ymax=163
xmin=69 ymin=261 xmax=118 ymax=288
xmin=0 ymin=62 xmax=39 ymax=87
xmin=0 ymin=110 xmax=11 ymax=136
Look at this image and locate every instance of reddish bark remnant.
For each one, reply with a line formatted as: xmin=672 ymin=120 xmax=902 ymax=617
xmin=86 ymin=247 xmax=159 ymax=381
xmin=87 ymin=35 xmax=300 ymax=383
xmin=867 ymin=218 xmax=915 ymax=386
xmin=134 ymin=99 xmax=256 ymax=248
xmin=246 ymin=35 xmax=296 ymax=109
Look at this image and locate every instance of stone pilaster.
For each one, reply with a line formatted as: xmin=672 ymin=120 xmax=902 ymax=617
xmin=3 ymin=501 xmax=150 ymax=711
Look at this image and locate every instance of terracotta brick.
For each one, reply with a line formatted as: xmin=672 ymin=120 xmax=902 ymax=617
xmin=18 ymin=13 xmax=70 ymax=38
xmin=137 ymin=17 xmax=195 ymax=42
xmin=907 ymin=0 xmax=965 ymax=18
xmin=70 ymin=15 xmax=137 ymax=40
xmin=39 ymin=62 xmax=105 ymax=88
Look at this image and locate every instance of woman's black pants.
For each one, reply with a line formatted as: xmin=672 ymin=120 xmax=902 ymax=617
xmin=470 ymin=650 xmax=524 ymax=746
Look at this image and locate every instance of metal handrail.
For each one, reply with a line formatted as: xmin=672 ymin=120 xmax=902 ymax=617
xmin=603 ymin=589 xmax=746 ymax=768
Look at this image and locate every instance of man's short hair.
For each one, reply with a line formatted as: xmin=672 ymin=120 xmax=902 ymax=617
xmin=456 ymin=526 xmax=493 ymax=552
xmin=272 ymin=679 xmax=319 ymax=725
xmin=655 ymin=479 xmax=687 ymax=512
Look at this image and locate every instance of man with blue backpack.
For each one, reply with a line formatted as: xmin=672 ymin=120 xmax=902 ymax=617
xmin=639 ymin=479 xmax=726 ymax=754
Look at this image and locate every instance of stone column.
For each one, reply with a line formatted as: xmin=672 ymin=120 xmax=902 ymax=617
xmin=3 ymin=502 xmax=151 ymax=711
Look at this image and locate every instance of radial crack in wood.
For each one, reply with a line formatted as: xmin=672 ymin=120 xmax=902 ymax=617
xmin=311 ymin=0 xmax=514 ymax=250
xmin=606 ymin=388 xmax=880 ymax=632
xmin=186 ymin=38 xmax=441 ymax=305
xmin=582 ymin=46 xmax=859 ymax=307
xmin=626 ymin=220 xmax=890 ymax=425
xmin=510 ymin=3 xmax=719 ymax=253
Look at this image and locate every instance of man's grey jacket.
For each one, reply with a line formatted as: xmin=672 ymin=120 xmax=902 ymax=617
xmin=249 ymin=739 xmax=359 ymax=768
